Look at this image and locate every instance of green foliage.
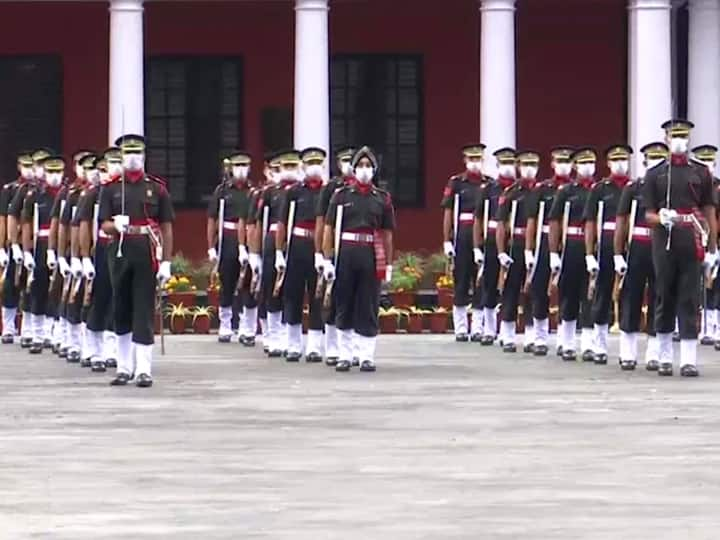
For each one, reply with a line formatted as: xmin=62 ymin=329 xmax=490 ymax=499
xmin=170 ymin=253 xmax=193 ymax=276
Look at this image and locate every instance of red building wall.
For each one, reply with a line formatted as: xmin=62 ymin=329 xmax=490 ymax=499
xmin=0 ymin=0 xmax=626 ymax=259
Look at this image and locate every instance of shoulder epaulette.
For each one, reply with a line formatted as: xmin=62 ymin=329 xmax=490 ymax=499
xmin=450 ymin=173 xmax=465 ymax=183
xmin=147 ymin=173 xmax=168 ymax=187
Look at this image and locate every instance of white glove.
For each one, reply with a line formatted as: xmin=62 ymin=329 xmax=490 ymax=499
xmin=614 ymin=254 xmax=628 ymax=276
xmin=385 ymin=265 xmax=393 ymax=283
xmin=704 ymin=250 xmax=718 ymax=270
xmin=238 ymin=245 xmax=249 ymax=265
xmin=659 ymin=208 xmax=678 ymax=228
xmin=323 ymin=259 xmax=336 ymax=281
xmin=274 ymin=249 xmax=286 ymax=271
xmin=443 ymin=241 xmax=455 ymax=258
xmin=473 ymin=248 xmax=484 ymax=265
xmin=314 ymin=252 xmax=325 ymax=273
xmin=207 ymin=247 xmax=218 ymax=262
xmin=249 ymin=253 xmax=261 ymax=272
xmin=46 ymin=249 xmax=57 ymax=271
xmin=585 ymin=254 xmax=599 ymax=274
xmin=0 ymin=248 xmax=9 ymax=268
xmin=498 ymin=252 xmax=513 ymax=269
xmin=23 ymin=251 xmax=35 ymax=271
xmin=58 ymin=257 xmax=71 ymax=278
xmin=11 ymin=244 xmax=23 ymax=264
xmin=82 ymin=257 xmax=95 ymax=280
xmin=70 ymin=257 xmax=83 ymax=278
xmin=112 ymin=214 xmax=129 ymax=234
xmin=524 ymin=249 xmax=535 ymax=270
xmin=156 ymin=260 xmax=171 ymax=285
xmin=549 ymin=252 xmax=562 ymax=273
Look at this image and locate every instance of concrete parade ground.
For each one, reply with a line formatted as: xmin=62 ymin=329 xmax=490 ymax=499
xmin=2 ymin=334 xmax=720 ymax=539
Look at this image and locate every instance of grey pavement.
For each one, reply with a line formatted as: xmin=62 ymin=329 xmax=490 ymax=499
xmin=2 ymin=334 xmax=720 ymax=540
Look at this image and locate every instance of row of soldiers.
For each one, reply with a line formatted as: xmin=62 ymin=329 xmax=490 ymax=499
xmin=443 ymin=119 xmax=718 ymax=377
xmin=0 ymin=136 xmax=175 ymax=387
xmin=207 ymin=145 xmax=395 ymax=372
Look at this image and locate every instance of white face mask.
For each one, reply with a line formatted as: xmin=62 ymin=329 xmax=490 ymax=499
xmin=355 ymin=166 xmax=374 ymax=184
xmin=108 ymin=162 xmax=123 ymax=178
xmin=20 ymin=167 xmax=34 ymax=180
xmin=466 ymin=161 xmax=483 ymax=174
xmin=45 ymin=172 xmax=63 ymax=188
xmin=609 ymin=160 xmax=629 ymax=176
xmin=305 ymin=164 xmax=324 ymax=178
xmin=100 ymin=171 xmax=111 ymax=185
xmin=123 ymin=153 xmax=145 ymax=171
xmin=553 ymin=162 xmax=572 ymax=177
xmin=520 ymin=166 xmax=538 ymax=179
xmin=270 ymin=169 xmax=281 ymax=185
xmin=669 ymin=137 xmax=689 ymax=154
xmin=576 ymin=163 xmax=596 ymax=177
xmin=340 ymin=161 xmax=353 ymax=176
xmin=33 ymin=166 xmax=44 ymax=179
xmin=283 ymin=168 xmax=300 ymax=182
xmin=232 ymin=165 xmax=249 ymax=181
xmin=645 ymin=158 xmax=664 ymax=171
xmin=75 ymin=164 xmax=85 ymax=179
xmin=497 ymin=164 xmax=515 ymax=177
xmin=86 ymin=169 xmax=100 ymax=186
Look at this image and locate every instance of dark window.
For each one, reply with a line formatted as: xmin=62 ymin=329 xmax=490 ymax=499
xmin=0 ymin=56 xmax=62 ymax=183
xmin=331 ymin=55 xmax=424 ymax=207
xmin=146 ymin=56 xmax=243 ymax=206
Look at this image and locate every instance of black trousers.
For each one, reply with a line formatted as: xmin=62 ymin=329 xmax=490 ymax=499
xmin=619 ymin=240 xmax=655 ymax=335
xmin=86 ymin=241 xmax=113 ymax=333
xmin=453 ymin=225 xmax=482 ymax=308
xmin=107 ymin=238 xmax=156 ymax=345
xmin=261 ymin=234 xmax=282 ymax=313
xmin=705 ymin=265 xmax=720 ymax=309
xmin=529 ymin=237 xmax=550 ymax=319
xmin=28 ymin=240 xmax=52 ymax=317
xmin=218 ymin=237 xmax=240 ymax=308
xmin=282 ymin=236 xmax=322 ymax=329
xmin=66 ymin=278 xmax=85 ymax=325
xmin=500 ymin=243 xmax=526 ymax=323
xmin=480 ymin=239 xmax=500 ymax=308
xmin=590 ymin=237 xmax=614 ymax=326
xmin=653 ymin=229 xmax=701 ymax=339
xmin=334 ymin=243 xmax=380 ymax=337
xmin=558 ymin=239 xmax=593 ymax=325
xmin=3 ymin=258 xmax=21 ymax=309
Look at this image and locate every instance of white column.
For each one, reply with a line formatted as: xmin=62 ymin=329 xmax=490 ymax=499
xmin=688 ymin=0 xmax=720 ymax=145
xmin=293 ymin=0 xmax=330 ymax=153
xmin=108 ymin=0 xmax=145 ymax=143
xmin=628 ymin=4 xmax=638 ymax=175
xmin=480 ymin=0 xmax=516 ymax=177
xmin=631 ymin=0 xmax=672 ymax=173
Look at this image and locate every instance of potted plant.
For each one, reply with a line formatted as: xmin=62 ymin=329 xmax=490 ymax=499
xmin=435 ymin=274 xmax=454 ymax=309
xmin=424 ymin=251 xmax=447 ymax=289
xmin=191 ymin=305 xmax=215 ymax=334
xmin=165 ymin=303 xmax=191 ymax=334
xmin=428 ymin=307 xmax=449 ymax=334
xmin=406 ymin=307 xmax=428 ymax=334
xmin=165 ymin=275 xmax=197 ymax=307
xmin=379 ymin=307 xmax=402 ymax=334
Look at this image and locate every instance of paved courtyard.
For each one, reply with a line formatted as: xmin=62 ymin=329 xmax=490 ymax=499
xmin=2 ymin=334 xmax=720 ymax=539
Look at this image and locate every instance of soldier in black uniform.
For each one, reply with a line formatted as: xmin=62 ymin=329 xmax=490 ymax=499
xmin=583 ymin=145 xmax=630 ymax=364
xmin=324 ymin=146 xmax=395 ymax=372
xmin=441 ymin=144 xmax=490 ymax=341
xmin=548 ymin=147 xmax=594 ymax=361
xmin=614 ymin=143 xmax=665 ymax=371
xmin=207 ymin=152 xmax=251 ymax=343
xmin=315 ymin=146 xmax=355 ymax=364
xmin=0 ymin=152 xmax=34 ymax=344
xmin=472 ymin=150 xmax=516 ymax=345
xmin=21 ymin=156 xmax=65 ymax=353
xmin=275 ymin=147 xmax=326 ymax=362
xmin=643 ymin=119 xmax=718 ymax=377
xmin=99 ymin=135 xmax=175 ymax=387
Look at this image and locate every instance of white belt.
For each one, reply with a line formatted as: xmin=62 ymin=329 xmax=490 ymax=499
xmin=126 ymin=225 xmax=151 ymax=235
xmin=459 ymin=212 xmax=474 ymax=223
xmin=98 ymin=230 xmax=111 ymax=239
xmin=513 ymin=227 xmax=526 ymax=235
xmin=487 ymin=219 xmax=498 ymax=230
xmin=222 ymin=221 xmax=238 ymax=230
xmin=602 ymin=222 xmax=617 ymax=231
xmin=566 ymin=226 xmax=584 ymax=235
xmin=341 ymin=232 xmax=374 ymax=243
xmin=268 ymin=223 xmax=279 ymax=232
xmin=541 ymin=225 xmax=550 ymax=234
xmin=37 ymin=229 xmax=50 ymax=238
xmin=632 ymin=226 xmax=651 ymax=238
xmin=292 ymin=227 xmax=313 ymax=238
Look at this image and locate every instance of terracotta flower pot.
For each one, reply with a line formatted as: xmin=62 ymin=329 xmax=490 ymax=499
xmin=429 ymin=312 xmax=449 ymax=334
xmin=390 ymin=291 xmax=415 ymax=308
xmin=437 ymin=288 xmax=453 ymax=310
xmin=167 ymin=291 xmax=196 ymax=308
xmin=169 ymin=316 xmax=186 ymax=334
xmin=206 ymin=289 xmax=220 ymax=308
xmin=406 ymin=313 xmax=424 ymax=334
xmin=193 ymin=316 xmax=211 ymax=334
xmin=379 ymin=316 xmax=398 ymax=334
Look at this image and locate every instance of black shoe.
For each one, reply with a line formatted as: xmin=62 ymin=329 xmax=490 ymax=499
xmin=335 ymin=360 xmax=352 ymax=372
xmin=325 ymin=356 xmax=338 ymax=367
xmin=503 ymin=343 xmax=517 ymax=353
xmin=66 ymin=350 xmax=80 ymax=363
xmin=58 ymin=346 xmax=68 ymax=358
xmin=480 ymin=335 xmax=494 ymax=346
xmin=268 ymin=349 xmax=283 ymax=358
xmin=43 ymin=339 xmax=52 ymax=349
xmin=680 ymin=364 xmax=699 ymax=377
xmin=360 ymin=360 xmax=376 ymax=372
xmin=701 ymin=336 xmax=714 ymax=346
xmin=658 ymin=362 xmax=673 ymax=376
xmin=110 ymin=372 xmax=131 ymax=386
xmin=1 ymin=335 xmax=13 ymax=345
xmin=620 ymin=359 xmax=637 ymax=371
xmin=645 ymin=360 xmax=660 ymax=372
xmin=263 ymin=345 xmax=270 ymax=354
xmin=523 ymin=343 xmax=535 ymax=354
xmin=455 ymin=334 xmax=469 ymax=343
xmin=105 ymin=358 xmax=117 ymax=368
xmin=240 ymin=336 xmax=256 ymax=347
xmin=672 ymin=332 xmax=680 ymax=342
xmin=352 ymin=357 xmax=360 ymax=367
xmin=715 ymin=341 xmax=720 ymax=352
xmin=286 ymin=352 xmax=301 ymax=362
xmin=91 ymin=360 xmax=107 ymax=373
xmin=556 ymin=345 xmax=563 ymax=357
xmin=594 ymin=353 xmax=608 ymax=365
xmin=305 ymin=352 xmax=322 ymax=363
xmin=282 ymin=350 xmax=288 ymax=358
xmin=470 ymin=333 xmax=482 ymax=343
xmin=218 ymin=335 xmax=232 ymax=344
xmin=562 ymin=349 xmax=577 ymax=362
xmin=20 ymin=337 xmax=32 ymax=349
xmin=534 ymin=344 xmax=548 ymax=357
xmin=80 ymin=357 xmax=92 ymax=368
xmin=52 ymin=343 xmax=60 ymax=354
xmin=582 ymin=350 xmax=595 ymax=362
xmin=29 ymin=342 xmax=42 ymax=354
xmin=135 ymin=373 xmax=153 ymax=388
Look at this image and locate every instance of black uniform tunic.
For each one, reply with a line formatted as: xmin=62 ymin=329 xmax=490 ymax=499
xmin=1 ymin=179 xmax=25 ymax=310
xmin=326 ymin=183 xmax=395 ymax=338
xmin=54 ymin=184 xmax=85 ymax=324
xmin=98 ymin=176 xmax=175 ymax=345
xmin=256 ymin=182 xmax=291 ymax=313
xmin=6 ymin=180 xmax=34 ymax=312
xmin=474 ymin=180 xmax=510 ymax=309
xmin=643 ymin=156 xmax=714 ymax=339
